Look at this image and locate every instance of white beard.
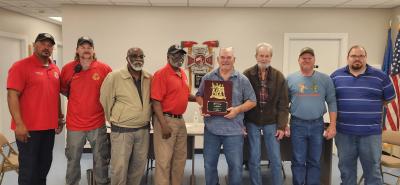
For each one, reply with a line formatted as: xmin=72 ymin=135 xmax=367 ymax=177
xmin=130 ymin=63 xmax=143 ymax=71
xmin=257 ymin=63 xmax=270 ymax=69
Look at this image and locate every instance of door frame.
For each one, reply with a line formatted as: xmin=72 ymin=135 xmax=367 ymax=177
xmin=282 ymin=33 xmax=348 ymax=76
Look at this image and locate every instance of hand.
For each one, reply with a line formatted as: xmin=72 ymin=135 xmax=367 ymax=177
xmin=324 ymin=125 xmax=336 ymax=140
xmin=275 ymin=130 xmax=285 ymax=140
xmin=284 ymin=126 xmax=290 ymax=137
xmin=55 ymin=120 xmax=65 ymax=134
xmin=199 ymin=105 xmax=211 ymax=117
xmin=15 ymin=123 xmax=29 ymax=143
xmin=224 ymin=106 xmax=240 ymax=119
xmin=161 ymin=125 xmax=172 ymax=139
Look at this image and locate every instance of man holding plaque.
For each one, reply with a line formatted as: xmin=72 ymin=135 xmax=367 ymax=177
xmin=196 ymin=47 xmax=257 ymax=185
xmin=151 ymin=44 xmax=196 ymax=185
xmin=243 ymin=43 xmax=289 ymax=185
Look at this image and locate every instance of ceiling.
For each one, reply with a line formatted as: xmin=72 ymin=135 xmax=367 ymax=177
xmin=1 ymin=0 xmax=400 ymax=24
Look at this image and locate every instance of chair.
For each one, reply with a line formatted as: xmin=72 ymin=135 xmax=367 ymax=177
xmin=358 ymin=130 xmax=400 ymax=185
xmin=0 ymin=133 xmax=19 ymax=185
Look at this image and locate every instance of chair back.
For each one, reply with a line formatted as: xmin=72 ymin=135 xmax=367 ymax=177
xmin=382 ymin=130 xmax=400 ymax=146
xmin=0 ymin=133 xmax=9 ymax=150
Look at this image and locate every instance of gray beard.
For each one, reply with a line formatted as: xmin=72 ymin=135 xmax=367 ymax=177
xmin=130 ymin=63 xmax=143 ymax=71
xmin=257 ymin=63 xmax=270 ymax=69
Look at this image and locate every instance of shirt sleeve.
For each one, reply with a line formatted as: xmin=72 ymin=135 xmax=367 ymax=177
xmin=100 ymin=72 xmax=115 ymax=122
xmin=7 ymin=63 xmax=25 ymax=92
xmin=60 ymin=65 xmax=70 ymax=95
xmin=196 ymin=75 xmax=206 ymax=97
xmin=382 ymin=74 xmax=396 ymax=101
xmin=241 ymin=76 xmax=256 ymax=102
xmin=151 ymin=71 xmax=166 ymax=101
xmin=325 ymin=76 xmax=337 ymax=113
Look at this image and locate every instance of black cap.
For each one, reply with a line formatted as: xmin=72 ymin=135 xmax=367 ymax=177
xmin=167 ymin=44 xmax=186 ymax=54
xmin=77 ymin=36 xmax=94 ymax=47
xmin=35 ymin=33 xmax=55 ymax=45
xmin=299 ymin=47 xmax=315 ymax=57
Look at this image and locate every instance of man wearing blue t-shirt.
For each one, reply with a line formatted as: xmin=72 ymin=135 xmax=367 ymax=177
xmin=331 ymin=45 xmax=395 ymax=185
xmin=287 ymin=47 xmax=337 ymax=185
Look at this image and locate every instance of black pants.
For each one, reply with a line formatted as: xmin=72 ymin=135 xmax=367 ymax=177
xmin=16 ymin=130 xmax=55 ymax=185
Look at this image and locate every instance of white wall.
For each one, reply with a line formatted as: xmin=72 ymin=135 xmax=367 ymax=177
xmin=0 ymin=8 xmax=62 ymax=141
xmin=0 ymin=8 xmax=62 ymax=45
xmin=63 ymin=5 xmax=391 ymax=124
xmin=63 ymin=5 xmax=391 ymax=73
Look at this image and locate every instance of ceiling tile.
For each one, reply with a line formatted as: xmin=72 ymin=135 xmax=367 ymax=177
xmin=303 ymin=0 xmax=348 ymax=6
xmin=226 ymin=0 xmax=266 ymax=7
xmin=113 ymin=2 xmax=151 ymax=6
xmin=263 ymin=0 xmax=307 ymax=7
xmin=75 ymin=0 xmax=113 ymax=5
xmin=189 ymin=0 xmax=226 ymax=6
xmin=111 ymin=0 xmax=148 ymax=2
xmin=150 ymin=0 xmax=186 ymax=3
xmin=2 ymin=0 xmax=43 ymax=7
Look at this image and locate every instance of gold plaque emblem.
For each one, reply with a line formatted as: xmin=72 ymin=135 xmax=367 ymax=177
xmin=92 ymin=73 xmax=100 ymax=81
xmin=210 ymin=82 xmax=226 ymax=100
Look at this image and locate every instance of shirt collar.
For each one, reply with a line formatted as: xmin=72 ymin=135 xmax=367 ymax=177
xmin=165 ymin=63 xmax=184 ymax=76
xmin=31 ymin=54 xmax=55 ymax=69
xmin=344 ymin=64 xmax=372 ymax=75
xmin=121 ymin=67 xmax=150 ymax=79
xmin=211 ymin=67 xmax=239 ymax=80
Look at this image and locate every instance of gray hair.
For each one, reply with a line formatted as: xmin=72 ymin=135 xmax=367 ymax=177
xmin=255 ymin=42 xmax=273 ymax=56
xmin=219 ymin=47 xmax=234 ymax=55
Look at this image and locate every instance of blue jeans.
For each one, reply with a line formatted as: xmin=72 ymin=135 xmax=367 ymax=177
xmin=290 ymin=117 xmax=324 ymax=185
xmin=335 ymin=132 xmax=382 ymax=185
xmin=203 ymin=128 xmax=244 ymax=185
xmin=246 ymin=122 xmax=283 ymax=185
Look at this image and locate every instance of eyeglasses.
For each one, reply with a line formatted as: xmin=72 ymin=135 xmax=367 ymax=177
xmin=129 ymin=54 xmax=145 ymax=59
xmin=349 ymin=55 xmax=366 ymax=59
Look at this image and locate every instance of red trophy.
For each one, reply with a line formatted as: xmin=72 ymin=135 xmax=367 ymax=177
xmin=202 ymin=80 xmax=232 ymax=115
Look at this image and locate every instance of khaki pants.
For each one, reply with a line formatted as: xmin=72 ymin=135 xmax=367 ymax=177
xmin=110 ymin=128 xmax=149 ymax=185
xmin=65 ymin=125 xmax=110 ymax=185
xmin=153 ymin=115 xmax=187 ymax=185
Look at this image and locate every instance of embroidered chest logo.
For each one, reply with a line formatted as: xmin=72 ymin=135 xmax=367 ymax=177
xmin=53 ymin=72 xmax=59 ymax=79
xmin=296 ymin=80 xmax=319 ymax=97
xmin=311 ymin=80 xmax=318 ymax=93
xmin=92 ymin=73 xmax=100 ymax=81
xmin=298 ymin=83 xmax=308 ymax=93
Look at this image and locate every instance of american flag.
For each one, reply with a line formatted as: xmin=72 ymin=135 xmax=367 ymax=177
xmin=385 ymin=28 xmax=400 ymax=131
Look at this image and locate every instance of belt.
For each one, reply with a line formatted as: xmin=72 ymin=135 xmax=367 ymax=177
xmin=163 ymin=112 xmax=183 ymax=119
xmin=111 ymin=123 xmax=149 ymax=133
xmin=291 ymin=116 xmax=323 ymax=122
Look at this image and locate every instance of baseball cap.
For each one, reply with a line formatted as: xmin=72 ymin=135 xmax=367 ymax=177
xmin=167 ymin=44 xmax=187 ymax=54
xmin=35 ymin=33 xmax=55 ymax=45
xmin=299 ymin=47 xmax=315 ymax=57
xmin=77 ymin=36 xmax=94 ymax=47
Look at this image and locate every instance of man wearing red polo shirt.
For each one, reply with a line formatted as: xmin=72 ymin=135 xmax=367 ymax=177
xmin=7 ymin=33 xmax=64 ymax=185
xmin=151 ymin=44 xmax=196 ymax=185
xmin=60 ymin=36 xmax=111 ymax=185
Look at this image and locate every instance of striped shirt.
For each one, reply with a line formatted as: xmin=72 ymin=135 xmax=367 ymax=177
xmin=331 ymin=65 xmax=396 ymax=135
